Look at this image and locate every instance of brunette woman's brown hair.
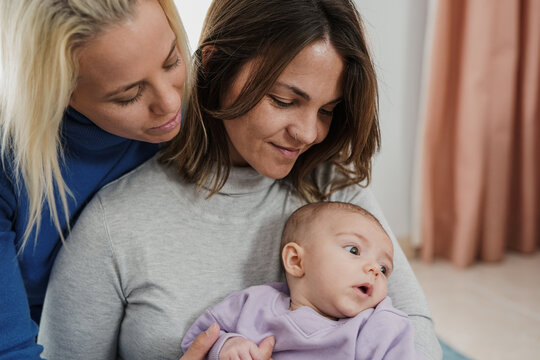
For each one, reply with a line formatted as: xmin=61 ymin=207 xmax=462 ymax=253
xmin=160 ymin=0 xmax=379 ymax=202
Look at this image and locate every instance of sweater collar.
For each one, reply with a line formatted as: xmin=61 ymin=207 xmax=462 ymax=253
xmin=204 ymin=165 xmax=277 ymax=196
xmin=62 ymin=106 xmax=134 ymax=151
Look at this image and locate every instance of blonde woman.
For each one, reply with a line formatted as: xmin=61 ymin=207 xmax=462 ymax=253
xmin=39 ymin=0 xmax=441 ymax=359
xmin=0 ymin=1 xmax=220 ymax=358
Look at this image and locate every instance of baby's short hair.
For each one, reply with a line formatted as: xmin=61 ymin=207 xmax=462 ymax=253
xmin=280 ymin=202 xmax=385 ymax=252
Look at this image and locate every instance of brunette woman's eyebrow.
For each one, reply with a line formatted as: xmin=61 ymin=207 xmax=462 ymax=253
xmin=273 ymin=81 xmax=343 ymax=105
xmin=325 ymin=97 xmax=343 ymax=105
xmin=274 ymin=82 xmax=310 ymax=100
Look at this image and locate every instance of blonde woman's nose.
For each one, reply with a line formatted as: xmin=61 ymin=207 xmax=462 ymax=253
xmin=150 ymin=84 xmax=180 ymax=116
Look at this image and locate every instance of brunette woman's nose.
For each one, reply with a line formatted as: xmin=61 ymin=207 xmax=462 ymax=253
xmin=291 ymin=111 xmax=319 ymax=144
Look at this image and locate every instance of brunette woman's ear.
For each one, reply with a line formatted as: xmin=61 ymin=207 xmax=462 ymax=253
xmin=201 ymin=45 xmax=217 ymax=72
xmin=282 ymin=243 xmax=305 ymax=278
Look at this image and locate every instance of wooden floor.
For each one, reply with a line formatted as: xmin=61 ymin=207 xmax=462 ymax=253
xmin=410 ymin=252 xmax=540 ymax=360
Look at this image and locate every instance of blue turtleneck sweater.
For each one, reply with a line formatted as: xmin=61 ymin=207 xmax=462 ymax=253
xmin=0 ymin=107 xmax=159 ymax=359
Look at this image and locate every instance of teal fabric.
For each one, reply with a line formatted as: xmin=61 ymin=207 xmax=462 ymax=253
xmin=439 ymin=338 xmax=472 ymax=360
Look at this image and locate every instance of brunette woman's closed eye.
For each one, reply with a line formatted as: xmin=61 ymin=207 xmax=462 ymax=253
xmin=318 ymin=107 xmax=334 ymax=117
xmin=268 ymin=95 xmax=294 ymax=108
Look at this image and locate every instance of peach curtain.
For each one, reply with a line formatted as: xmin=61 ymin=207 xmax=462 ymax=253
xmin=419 ymin=0 xmax=539 ymax=267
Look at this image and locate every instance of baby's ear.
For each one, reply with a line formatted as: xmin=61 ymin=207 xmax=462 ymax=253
xmin=282 ymin=243 xmax=305 ymax=278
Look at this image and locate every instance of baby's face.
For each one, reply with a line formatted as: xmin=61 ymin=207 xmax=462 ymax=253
xmin=300 ymin=209 xmax=393 ymax=319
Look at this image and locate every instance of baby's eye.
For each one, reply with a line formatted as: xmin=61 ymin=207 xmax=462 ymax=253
xmin=344 ymin=246 xmax=359 ymax=255
xmin=380 ymin=265 xmax=388 ymax=275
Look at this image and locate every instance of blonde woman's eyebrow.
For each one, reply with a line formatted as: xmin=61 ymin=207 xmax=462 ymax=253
xmin=163 ymin=38 xmax=178 ymax=64
xmin=104 ymin=81 xmax=141 ymax=99
xmin=104 ymin=39 xmax=177 ymax=99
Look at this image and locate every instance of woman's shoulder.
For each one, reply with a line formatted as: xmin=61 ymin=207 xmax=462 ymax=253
xmin=98 ymin=154 xmax=170 ymax=198
xmin=91 ymin=153 xmax=199 ymax=218
xmin=68 ymin=155 xmax=184 ymax=247
xmin=89 ymin=154 xmax=182 ymax=215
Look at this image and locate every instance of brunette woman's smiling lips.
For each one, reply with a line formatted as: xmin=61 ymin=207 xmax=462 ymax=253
xmin=271 ymin=142 xmax=301 ymax=159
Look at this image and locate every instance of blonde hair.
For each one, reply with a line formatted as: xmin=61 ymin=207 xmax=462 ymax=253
xmin=160 ymin=0 xmax=379 ymax=202
xmin=0 ymin=0 xmax=189 ymax=250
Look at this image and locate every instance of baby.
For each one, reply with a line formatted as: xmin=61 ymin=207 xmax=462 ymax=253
xmin=181 ymin=202 xmax=423 ymax=359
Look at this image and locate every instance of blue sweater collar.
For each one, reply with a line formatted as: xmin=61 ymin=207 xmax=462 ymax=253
xmin=63 ymin=107 xmax=134 ymax=151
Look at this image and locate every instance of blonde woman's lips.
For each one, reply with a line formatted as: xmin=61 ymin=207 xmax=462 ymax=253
xmin=152 ymin=111 xmax=181 ymax=132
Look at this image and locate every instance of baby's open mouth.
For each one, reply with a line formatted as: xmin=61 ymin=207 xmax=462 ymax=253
xmin=357 ymin=284 xmax=372 ymax=296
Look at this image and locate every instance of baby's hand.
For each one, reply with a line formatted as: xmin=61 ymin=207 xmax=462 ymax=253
xmin=219 ymin=337 xmax=271 ymax=360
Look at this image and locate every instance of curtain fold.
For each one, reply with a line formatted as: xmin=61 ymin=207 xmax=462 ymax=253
xmin=418 ymin=0 xmax=539 ymax=267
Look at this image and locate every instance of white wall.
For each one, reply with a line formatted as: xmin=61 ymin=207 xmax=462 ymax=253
xmin=173 ymin=0 xmax=428 ymax=240
xmin=355 ymin=0 xmax=428 ymax=240
xmin=173 ymin=0 xmax=212 ymax=50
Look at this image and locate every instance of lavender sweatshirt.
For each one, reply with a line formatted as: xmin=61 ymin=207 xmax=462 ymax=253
xmin=182 ymin=283 xmax=425 ymax=360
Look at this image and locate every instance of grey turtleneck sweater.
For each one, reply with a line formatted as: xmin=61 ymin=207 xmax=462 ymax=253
xmin=38 ymin=156 xmax=441 ymax=360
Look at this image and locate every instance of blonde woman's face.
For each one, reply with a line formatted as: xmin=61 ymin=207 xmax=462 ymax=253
xmin=221 ymin=40 xmax=345 ymax=179
xmin=70 ymin=0 xmax=186 ymax=143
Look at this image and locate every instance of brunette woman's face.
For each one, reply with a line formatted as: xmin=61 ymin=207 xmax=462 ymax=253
xmin=70 ymin=0 xmax=186 ymax=143
xmin=221 ymin=40 xmax=345 ymax=179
